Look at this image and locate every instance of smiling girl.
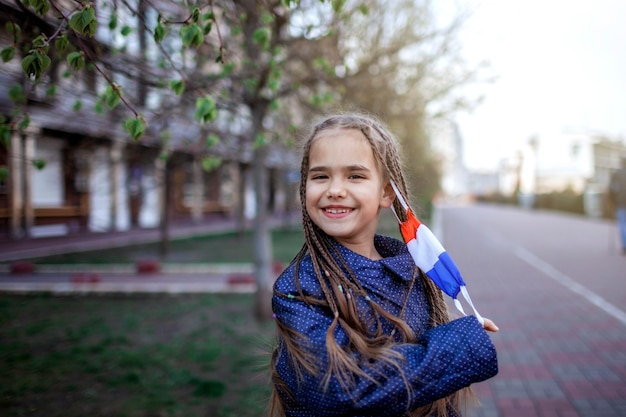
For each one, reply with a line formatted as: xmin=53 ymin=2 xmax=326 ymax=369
xmin=270 ymin=113 xmax=498 ymax=417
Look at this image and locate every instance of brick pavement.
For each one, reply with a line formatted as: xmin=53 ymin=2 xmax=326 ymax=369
xmin=445 ymin=205 xmax=626 ymax=417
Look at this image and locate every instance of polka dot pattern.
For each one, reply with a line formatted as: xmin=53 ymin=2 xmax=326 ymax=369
xmin=272 ymin=234 xmax=498 ymax=416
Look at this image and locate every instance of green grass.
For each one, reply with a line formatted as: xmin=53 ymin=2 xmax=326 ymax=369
xmin=0 ymin=213 xmax=406 ymax=416
xmin=19 ymin=211 xmax=402 ymax=266
xmin=25 ymin=229 xmax=306 ymax=265
xmin=0 ymin=293 xmax=275 ymax=417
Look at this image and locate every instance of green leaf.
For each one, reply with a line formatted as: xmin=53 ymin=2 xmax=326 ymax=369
xmin=21 ymin=54 xmax=37 ymax=78
xmin=46 ymin=85 xmax=57 ymax=97
xmin=243 ymin=78 xmax=258 ymax=91
xmin=154 ymin=22 xmax=167 ymax=43
xmin=1 ymin=46 xmax=15 ymax=63
xmin=103 ymin=85 xmax=122 ymax=109
xmin=30 ymin=0 xmax=50 ymax=15
xmin=108 ymin=14 xmax=118 ymax=30
xmin=54 ymin=35 xmax=68 ymax=52
xmin=180 ymin=24 xmax=203 ymax=48
xmin=261 ymin=11 xmax=274 ymax=25
xmin=220 ymin=62 xmax=235 ymax=77
xmin=194 ymin=96 xmax=217 ymax=124
xmin=39 ymin=53 xmax=51 ymax=73
xmin=69 ymin=5 xmax=97 ymax=37
xmin=32 ymin=35 xmax=49 ymax=54
xmin=72 ymin=100 xmax=83 ymax=111
xmin=205 ymin=134 xmax=220 ymax=147
xmin=191 ymin=8 xmax=200 ymax=23
xmin=201 ymin=156 xmax=222 ymax=172
xmin=66 ymin=51 xmax=85 ymax=72
xmin=0 ymin=123 xmax=11 ymax=147
xmin=124 ymin=117 xmax=146 ymax=141
xmin=32 ymin=159 xmax=46 ymax=170
xmin=18 ymin=114 xmax=30 ymax=130
xmin=120 ymin=25 xmax=132 ymax=36
xmin=22 ymin=48 xmax=52 ymax=79
xmin=203 ymin=22 xmax=212 ymax=35
xmin=254 ymin=133 xmax=267 ymax=147
xmin=168 ymin=79 xmax=185 ymax=95
xmin=331 ymin=0 xmax=346 ymax=13
xmin=8 ymin=84 xmax=25 ymax=104
xmin=252 ymin=27 xmax=269 ymax=47
xmin=5 ymin=22 xmax=21 ymax=39
xmin=0 ymin=167 xmax=8 ymax=181
xmin=94 ymin=101 xmax=104 ymax=114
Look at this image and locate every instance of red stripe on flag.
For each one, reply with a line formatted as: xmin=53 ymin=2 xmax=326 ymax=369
xmin=400 ymin=209 xmax=421 ymax=244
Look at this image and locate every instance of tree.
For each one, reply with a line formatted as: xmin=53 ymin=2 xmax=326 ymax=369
xmin=0 ymin=0 xmax=346 ymax=319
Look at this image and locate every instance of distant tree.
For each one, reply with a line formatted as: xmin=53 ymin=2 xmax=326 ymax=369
xmin=297 ymin=0 xmax=491 ymax=212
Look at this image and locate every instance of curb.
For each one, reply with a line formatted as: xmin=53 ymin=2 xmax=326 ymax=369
xmin=0 ymin=281 xmax=256 ymax=294
xmin=0 ymin=263 xmax=255 ymax=275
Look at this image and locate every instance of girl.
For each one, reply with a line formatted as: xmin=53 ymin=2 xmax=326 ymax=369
xmin=270 ymin=113 xmax=498 ymax=417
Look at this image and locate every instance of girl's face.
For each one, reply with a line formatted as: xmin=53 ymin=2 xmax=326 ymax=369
xmin=305 ymin=128 xmax=394 ymax=259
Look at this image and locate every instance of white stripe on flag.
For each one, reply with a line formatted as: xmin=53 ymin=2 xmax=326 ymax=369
xmin=416 ymin=224 xmax=445 ymax=261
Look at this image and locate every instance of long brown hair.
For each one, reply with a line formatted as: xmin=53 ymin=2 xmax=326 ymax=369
xmin=270 ymin=113 xmax=470 ymax=416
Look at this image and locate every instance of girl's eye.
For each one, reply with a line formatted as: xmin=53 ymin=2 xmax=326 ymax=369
xmin=311 ymin=174 xmax=327 ymax=180
xmin=348 ymin=174 xmax=364 ymax=180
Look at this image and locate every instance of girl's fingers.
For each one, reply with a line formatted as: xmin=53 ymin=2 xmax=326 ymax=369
xmin=482 ymin=317 xmax=499 ymax=332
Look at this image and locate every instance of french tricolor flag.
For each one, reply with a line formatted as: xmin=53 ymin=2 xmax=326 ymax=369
xmin=390 ymin=181 xmax=484 ymax=325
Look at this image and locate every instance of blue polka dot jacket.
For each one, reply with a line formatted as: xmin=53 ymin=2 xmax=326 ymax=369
xmin=272 ymin=235 xmax=498 ymax=416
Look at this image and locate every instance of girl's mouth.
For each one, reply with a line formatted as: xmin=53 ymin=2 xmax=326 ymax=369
xmin=324 ymin=207 xmax=351 ymax=214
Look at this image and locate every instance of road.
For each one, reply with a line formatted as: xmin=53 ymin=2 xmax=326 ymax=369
xmin=438 ymin=204 xmax=626 ymax=417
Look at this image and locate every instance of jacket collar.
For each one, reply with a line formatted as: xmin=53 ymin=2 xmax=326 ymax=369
xmin=332 ymin=235 xmax=416 ymax=281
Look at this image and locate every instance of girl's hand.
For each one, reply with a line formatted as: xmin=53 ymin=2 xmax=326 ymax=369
xmin=482 ymin=317 xmax=499 ymax=332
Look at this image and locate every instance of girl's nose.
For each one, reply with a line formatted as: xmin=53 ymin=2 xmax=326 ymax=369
xmin=326 ymin=179 xmax=347 ymax=198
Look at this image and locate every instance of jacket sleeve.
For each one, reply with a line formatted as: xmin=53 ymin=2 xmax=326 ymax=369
xmin=272 ymin=280 xmax=498 ymax=416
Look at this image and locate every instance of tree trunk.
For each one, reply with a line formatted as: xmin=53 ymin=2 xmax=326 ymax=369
xmin=252 ymin=145 xmax=274 ymax=320
xmin=236 ymin=162 xmax=248 ymax=238
xmin=158 ymin=158 xmax=170 ymax=258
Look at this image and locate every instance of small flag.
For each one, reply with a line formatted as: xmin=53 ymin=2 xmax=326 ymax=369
xmin=390 ymin=181 xmax=484 ymax=325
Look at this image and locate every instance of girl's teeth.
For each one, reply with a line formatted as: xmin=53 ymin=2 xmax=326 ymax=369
xmin=326 ymin=208 xmax=349 ymax=213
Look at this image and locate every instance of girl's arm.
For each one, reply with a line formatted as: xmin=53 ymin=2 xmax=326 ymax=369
xmin=272 ymin=286 xmax=498 ymax=416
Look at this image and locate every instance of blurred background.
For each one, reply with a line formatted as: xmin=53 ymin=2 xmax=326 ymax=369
xmin=1 ymin=0 xmax=625 ymax=416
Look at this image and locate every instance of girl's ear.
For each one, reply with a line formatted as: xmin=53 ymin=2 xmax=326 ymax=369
xmin=380 ymin=181 xmax=396 ymax=208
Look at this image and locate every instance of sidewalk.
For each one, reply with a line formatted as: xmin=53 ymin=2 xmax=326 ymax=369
xmin=0 ymin=213 xmax=299 ymax=294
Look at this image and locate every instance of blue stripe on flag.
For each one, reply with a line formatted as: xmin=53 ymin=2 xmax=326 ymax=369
xmin=425 ymin=251 xmax=467 ymax=299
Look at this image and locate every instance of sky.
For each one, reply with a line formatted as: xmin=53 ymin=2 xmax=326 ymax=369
xmin=440 ymin=0 xmax=626 ymax=170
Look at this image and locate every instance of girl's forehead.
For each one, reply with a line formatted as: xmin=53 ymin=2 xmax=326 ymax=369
xmin=308 ymin=128 xmax=386 ymax=175
xmin=311 ymin=127 xmax=367 ymax=147
xmin=310 ymin=129 xmax=372 ymax=157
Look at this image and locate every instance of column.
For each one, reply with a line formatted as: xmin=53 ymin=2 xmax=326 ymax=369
xmin=23 ymin=128 xmax=37 ymax=237
xmin=191 ymin=156 xmax=203 ymax=222
xmin=8 ymin=131 xmax=23 ymax=238
xmin=110 ymin=141 xmax=123 ymax=231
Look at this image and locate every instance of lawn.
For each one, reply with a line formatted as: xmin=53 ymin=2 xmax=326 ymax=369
xmin=0 ymin=212 xmax=407 ymax=416
xmin=24 ymin=229 xmax=306 ymax=265
xmin=0 ymin=293 xmax=275 ymax=417
xmin=21 ymin=211 xmax=402 ymax=266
